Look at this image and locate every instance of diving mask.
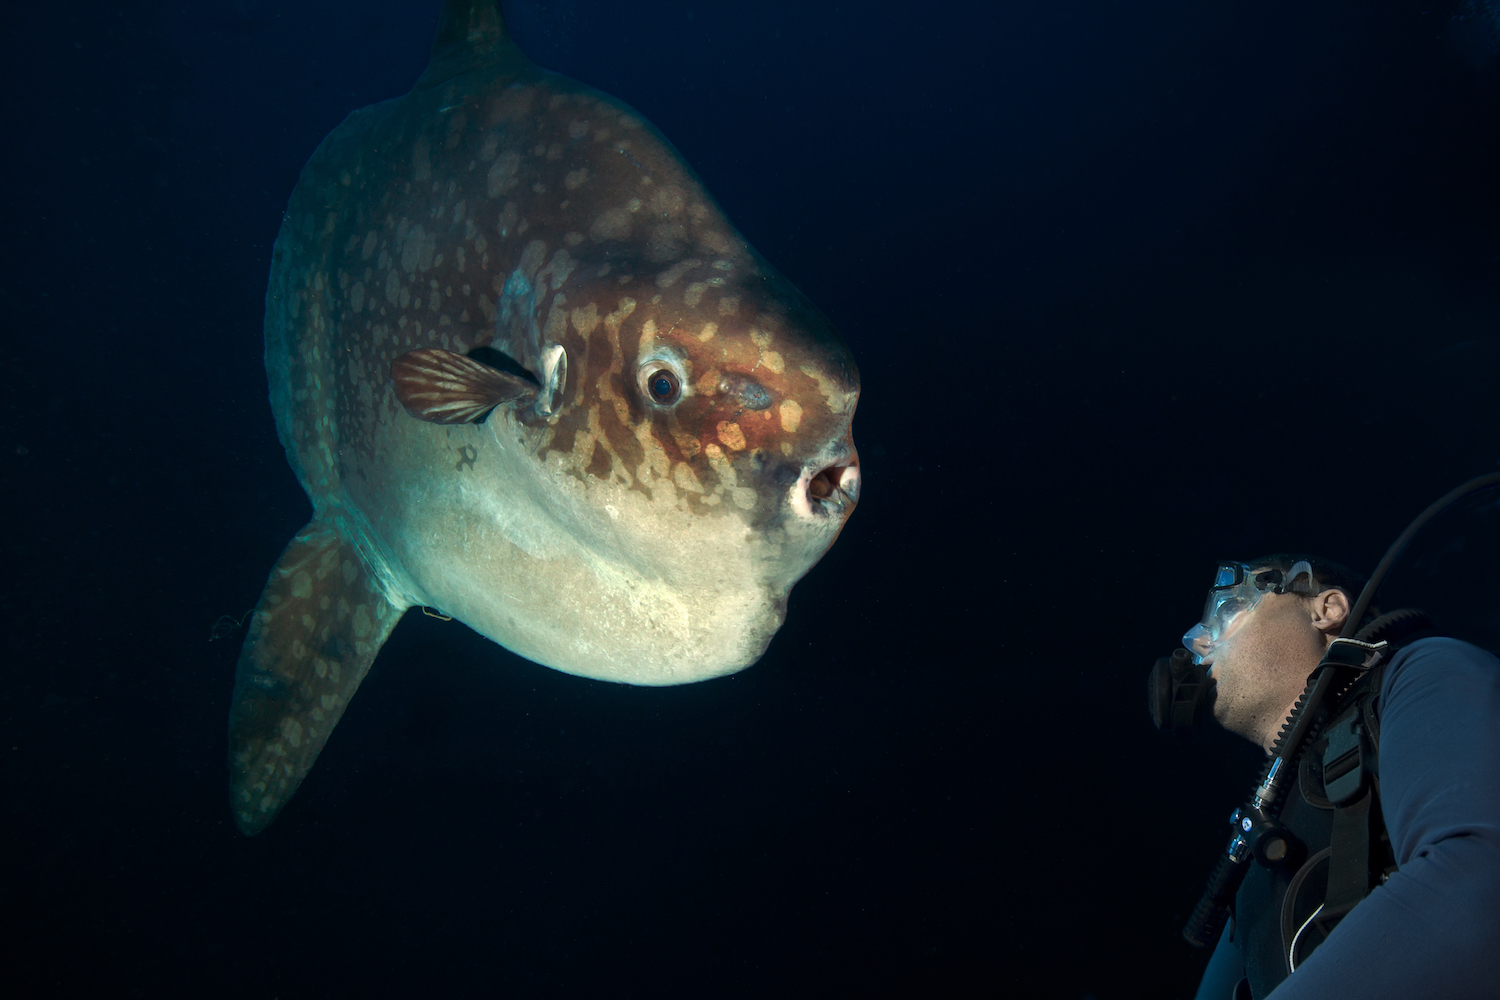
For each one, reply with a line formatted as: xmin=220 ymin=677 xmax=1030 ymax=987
xmin=1182 ymin=560 xmax=1317 ymax=662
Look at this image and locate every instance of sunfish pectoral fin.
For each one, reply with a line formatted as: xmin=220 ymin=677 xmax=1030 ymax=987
xmin=391 ymin=347 xmax=538 ymax=424
xmin=228 ymin=520 xmax=407 ymax=835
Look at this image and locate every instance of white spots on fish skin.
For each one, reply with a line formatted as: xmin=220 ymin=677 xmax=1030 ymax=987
xmin=453 ymin=199 xmax=467 ymax=224
xmin=540 ymin=247 xmax=576 ymax=290
xmin=717 ymin=421 xmax=746 ymax=451
xmin=456 ymin=246 xmax=467 ymax=272
xmin=512 ymin=239 xmax=546 ymax=285
xmin=759 ymin=350 xmax=785 ymax=374
xmin=800 ymin=363 xmax=857 ymax=414
xmin=684 ymin=282 xmax=708 ymax=307
xmin=718 ymin=296 xmax=739 ymax=316
xmin=697 ymin=322 xmax=717 ymax=342
xmin=353 ymin=604 xmax=372 ymax=639
xmin=400 ymin=223 xmax=436 ymax=273
xmin=568 ymin=120 xmax=589 ymax=139
xmin=280 ymin=717 xmax=304 ymax=749
xmin=591 ymin=206 xmax=632 ymax=242
xmin=656 ymin=259 xmax=702 ymax=288
xmin=634 ymin=420 xmax=674 ymax=487
xmin=673 ymin=462 xmax=705 ymax=494
xmin=651 ymin=186 xmax=686 ymax=217
xmin=290 ymin=571 xmax=313 ymax=599
xmin=603 ymin=503 xmax=621 ymax=520
xmin=564 ymin=168 xmax=588 ymax=190
xmin=361 ymin=231 xmax=378 ymax=260
xmin=779 ymin=399 xmax=803 ymax=434
xmin=571 ymin=303 xmax=599 ymax=337
xmin=750 ymin=328 xmax=772 ymax=348
xmin=626 ymin=198 xmax=642 ymax=213
xmin=351 ymin=282 xmax=365 ymax=313
xmin=487 ymin=151 xmax=521 ymax=198
xmin=731 ymin=487 xmax=758 ymax=511
xmin=497 ymin=201 xmax=518 ymax=239
xmin=479 ymin=133 xmax=499 ymax=161
xmin=694 ymin=368 xmax=721 ymax=396
xmin=564 ymin=232 xmax=584 ymax=247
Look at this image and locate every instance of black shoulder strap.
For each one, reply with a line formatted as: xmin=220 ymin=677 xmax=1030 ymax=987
xmin=1317 ymin=644 xmax=1406 ymax=930
xmin=1318 ymin=693 xmax=1377 ymax=928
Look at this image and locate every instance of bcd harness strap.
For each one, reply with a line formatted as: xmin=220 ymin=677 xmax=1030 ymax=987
xmin=1311 ymin=660 xmax=1389 ymax=936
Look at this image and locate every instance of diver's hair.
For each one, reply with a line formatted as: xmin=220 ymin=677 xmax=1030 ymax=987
xmin=1245 ymin=552 xmax=1376 ymax=624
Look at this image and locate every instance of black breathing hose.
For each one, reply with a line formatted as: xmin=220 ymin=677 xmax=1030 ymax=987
xmin=1343 ymin=471 xmax=1500 ymax=637
xmin=1181 ymin=469 xmax=1500 ymax=949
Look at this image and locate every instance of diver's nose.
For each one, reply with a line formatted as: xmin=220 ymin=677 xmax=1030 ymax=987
xmin=1182 ymin=623 xmax=1214 ymax=662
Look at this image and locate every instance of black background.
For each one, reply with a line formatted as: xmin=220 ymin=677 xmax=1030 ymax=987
xmin=3 ymin=1 xmax=1499 ymax=996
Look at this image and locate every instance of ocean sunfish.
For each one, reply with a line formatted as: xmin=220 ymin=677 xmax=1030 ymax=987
xmin=229 ymin=0 xmax=861 ymax=834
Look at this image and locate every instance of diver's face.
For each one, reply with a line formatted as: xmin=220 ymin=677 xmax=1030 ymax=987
xmin=1200 ymin=592 xmax=1329 ymax=751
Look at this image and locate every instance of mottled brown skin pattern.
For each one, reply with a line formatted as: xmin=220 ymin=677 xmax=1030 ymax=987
xmin=233 ymin=3 xmax=859 ymax=835
xmin=266 ymin=34 xmax=857 ymax=531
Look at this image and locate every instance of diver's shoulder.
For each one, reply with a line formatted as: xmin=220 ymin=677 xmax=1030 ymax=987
xmin=1382 ymin=635 xmax=1500 ymax=697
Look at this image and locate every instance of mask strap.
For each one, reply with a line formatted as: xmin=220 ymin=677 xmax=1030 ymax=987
xmin=1283 ymin=559 xmax=1317 ymax=595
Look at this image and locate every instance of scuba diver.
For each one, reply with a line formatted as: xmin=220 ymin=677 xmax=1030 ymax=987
xmin=1151 ymin=476 xmax=1500 ymax=999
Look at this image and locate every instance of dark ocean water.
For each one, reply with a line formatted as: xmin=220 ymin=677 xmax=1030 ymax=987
xmin=3 ymin=1 xmax=1498 ymax=996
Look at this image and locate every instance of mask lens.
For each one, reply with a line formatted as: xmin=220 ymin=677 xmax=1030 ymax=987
xmin=1184 ymin=563 xmax=1262 ymax=662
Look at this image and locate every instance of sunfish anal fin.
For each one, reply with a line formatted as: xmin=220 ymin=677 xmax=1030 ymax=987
xmin=390 ymin=347 xmax=538 ymax=424
xmin=228 ymin=520 xmax=406 ymax=835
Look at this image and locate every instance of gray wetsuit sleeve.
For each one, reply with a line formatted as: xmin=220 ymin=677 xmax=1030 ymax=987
xmin=1194 ymin=922 xmax=1246 ymax=1000
xmin=1264 ymin=637 xmax=1500 ymax=999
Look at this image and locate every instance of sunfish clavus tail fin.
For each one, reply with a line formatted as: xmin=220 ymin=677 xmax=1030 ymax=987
xmin=228 ymin=520 xmax=406 ymax=835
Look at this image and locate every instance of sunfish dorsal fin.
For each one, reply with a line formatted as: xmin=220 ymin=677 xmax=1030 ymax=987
xmin=391 ymin=347 xmax=538 ymax=424
xmin=414 ymin=0 xmax=521 ymax=92
xmin=228 ymin=521 xmax=407 ymax=835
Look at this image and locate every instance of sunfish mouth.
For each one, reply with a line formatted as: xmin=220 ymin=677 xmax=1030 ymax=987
xmin=798 ymin=452 xmax=861 ymax=518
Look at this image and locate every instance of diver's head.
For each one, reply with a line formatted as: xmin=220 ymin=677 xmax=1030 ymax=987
xmin=1182 ymin=555 xmax=1361 ymax=751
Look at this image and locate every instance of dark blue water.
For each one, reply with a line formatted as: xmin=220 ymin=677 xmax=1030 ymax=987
xmin=3 ymin=1 xmax=1498 ymax=995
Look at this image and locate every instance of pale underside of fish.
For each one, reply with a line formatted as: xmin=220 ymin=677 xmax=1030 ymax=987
xmin=228 ymin=0 xmax=861 ymax=835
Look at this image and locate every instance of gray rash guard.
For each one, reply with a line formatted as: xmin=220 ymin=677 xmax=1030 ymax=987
xmin=1194 ymin=636 xmax=1500 ymax=1000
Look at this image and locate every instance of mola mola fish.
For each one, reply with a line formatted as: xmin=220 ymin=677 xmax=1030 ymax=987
xmin=229 ymin=0 xmax=860 ymax=834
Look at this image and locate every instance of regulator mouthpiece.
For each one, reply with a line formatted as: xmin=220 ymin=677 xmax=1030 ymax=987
xmin=1148 ymin=647 xmax=1215 ymax=734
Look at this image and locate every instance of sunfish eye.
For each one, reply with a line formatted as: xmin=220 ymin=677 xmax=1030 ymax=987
xmin=646 ymin=369 xmax=680 ymax=405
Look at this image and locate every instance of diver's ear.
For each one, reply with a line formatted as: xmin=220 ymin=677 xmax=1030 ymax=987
xmin=1309 ymin=588 xmax=1351 ymax=637
xmin=535 ymin=343 xmax=567 ymax=415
